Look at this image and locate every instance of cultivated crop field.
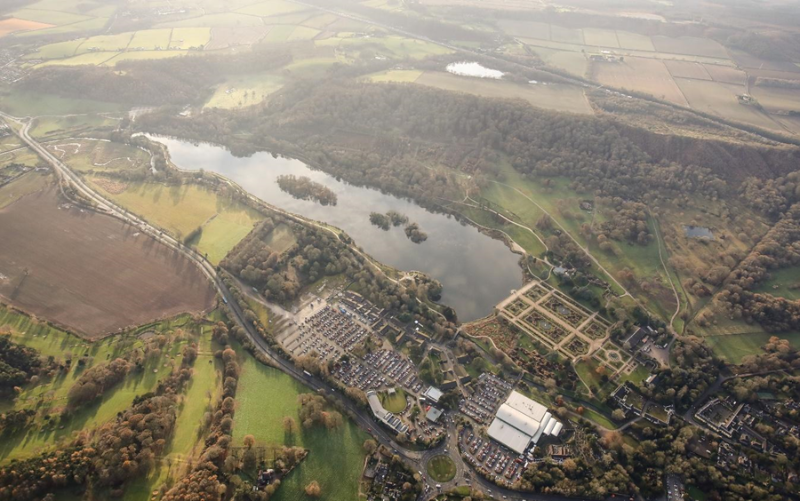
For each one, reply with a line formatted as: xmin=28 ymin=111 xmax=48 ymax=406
xmin=664 ymin=60 xmax=712 ymax=81
xmin=675 ymin=79 xmax=781 ymax=131
xmin=651 ymin=36 xmax=729 ymax=59
xmin=0 ymin=184 xmax=215 ymax=338
xmin=591 ymin=57 xmax=689 ymax=106
xmin=0 ymin=18 xmax=53 ymax=37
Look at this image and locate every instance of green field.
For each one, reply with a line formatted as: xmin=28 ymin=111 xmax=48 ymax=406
xmin=92 ymin=180 xmax=263 ymax=264
xmin=27 ymin=39 xmax=84 ymax=59
xmin=78 ymin=32 xmax=133 ymax=51
xmin=0 ymin=309 xmax=200 ymax=462
xmin=368 ymin=69 xmax=423 ymax=83
xmin=171 ymin=27 xmax=211 ymax=49
xmin=705 ymin=332 xmax=800 ymax=365
xmin=427 ymin=455 xmax=456 ymax=482
xmin=232 ymin=347 xmax=369 ymax=501
xmin=37 ymin=52 xmax=118 ymax=67
xmin=121 ymin=327 xmax=223 ymax=501
xmin=204 ymin=72 xmax=284 ymax=109
xmin=129 ymin=29 xmax=172 ymax=50
xmin=753 ymin=265 xmax=800 ymax=300
xmin=378 ymin=388 xmax=407 ymax=413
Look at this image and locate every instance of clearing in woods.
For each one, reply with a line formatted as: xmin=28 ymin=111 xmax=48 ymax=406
xmin=205 ymin=72 xmax=285 ymax=109
xmin=0 ymin=184 xmax=215 ymax=338
xmin=414 ymin=71 xmax=593 ymax=115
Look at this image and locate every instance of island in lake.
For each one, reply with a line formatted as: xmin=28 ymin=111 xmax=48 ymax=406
xmin=276 ymin=174 xmax=337 ymax=206
xmin=369 ymin=211 xmax=427 ymax=243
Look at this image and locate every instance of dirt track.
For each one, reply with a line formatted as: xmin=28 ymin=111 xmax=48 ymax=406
xmin=0 ymin=185 xmax=216 ymax=338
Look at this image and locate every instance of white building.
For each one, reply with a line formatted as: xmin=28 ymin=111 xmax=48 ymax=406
xmin=487 ymin=391 xmax=561 ymax=454
xmin=367 ymin=390 xmax=408 ymax=434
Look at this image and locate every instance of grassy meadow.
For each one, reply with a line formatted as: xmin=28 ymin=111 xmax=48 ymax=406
xmin=232 ymin=347 xmax=369 ymax=501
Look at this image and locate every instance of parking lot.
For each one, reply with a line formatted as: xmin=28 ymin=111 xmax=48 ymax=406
xmin=460 ymin=426 xmax=524 ymax=487
xmin=460 ymin=373 xmax=513 ymax=424
xmin=283 ymin=301 xmax=378 ymax=362
xmin=364 ymin=349 xmax=425 ymax=395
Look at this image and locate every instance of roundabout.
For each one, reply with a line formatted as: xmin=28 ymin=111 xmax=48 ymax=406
xmin=426 ymin=454 xmax=457 ymax=483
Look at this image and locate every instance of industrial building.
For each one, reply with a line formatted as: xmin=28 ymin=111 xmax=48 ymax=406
xmin=487 ymin=391 xmax=562 ymax=454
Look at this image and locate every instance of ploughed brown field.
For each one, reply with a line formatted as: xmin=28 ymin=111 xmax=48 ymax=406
xmin=0 ymin=185 xmax=216 ymax=338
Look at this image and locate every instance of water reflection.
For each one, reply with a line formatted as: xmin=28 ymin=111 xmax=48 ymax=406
xmin=151 ymin=136 xmax=522 ymax=321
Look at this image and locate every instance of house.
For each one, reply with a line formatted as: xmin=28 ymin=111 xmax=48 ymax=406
xmin=624 ymin=327 xmax=647 ymax=351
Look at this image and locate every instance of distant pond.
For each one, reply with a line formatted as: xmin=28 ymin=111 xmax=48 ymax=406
xmin=684 ymin=225 xmax=714 ymax=239
xmin=149 ymin=136 xmax=523 ymax=322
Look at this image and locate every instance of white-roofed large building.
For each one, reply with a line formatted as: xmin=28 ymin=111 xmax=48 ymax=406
xmin=487 ymin=391 xmax=561 ymax=454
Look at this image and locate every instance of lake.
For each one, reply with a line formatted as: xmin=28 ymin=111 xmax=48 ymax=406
xmin=150 ymin=136 xmax=523 ymax=322
xmin=684 ymin=225 xmax=714 ymax=239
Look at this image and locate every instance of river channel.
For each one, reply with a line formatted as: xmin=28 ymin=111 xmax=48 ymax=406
xmin=150 ymin=136 xmax=522 ymax=322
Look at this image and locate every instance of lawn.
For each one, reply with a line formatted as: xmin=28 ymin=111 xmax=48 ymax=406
xmin=92 ymin=179 xmax=263 ymax=263
xmin=379 ymin=388 xmax=407 ymax=413
xmin=232 ymin=346 xmax=369 ymax=501
xmin=204 ymin=72 xmax=284 ymax=109
xmin=0 ymin=309 xmax=201 ymax=463
xmin=617 ymin=363 xmax=651 ymax=386
xmin=427 ymin=455 xmax=457 ymax=482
